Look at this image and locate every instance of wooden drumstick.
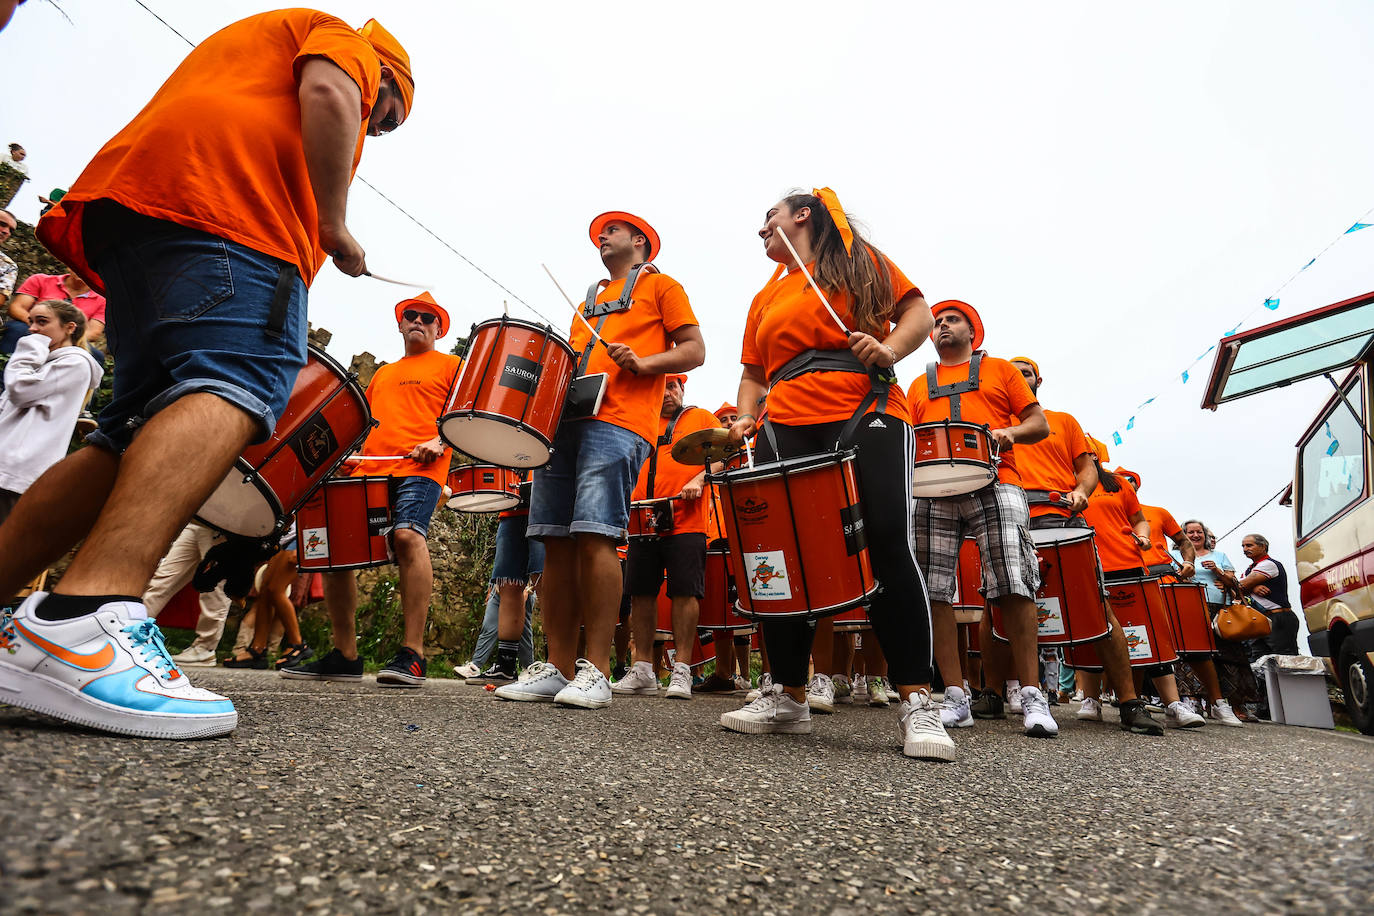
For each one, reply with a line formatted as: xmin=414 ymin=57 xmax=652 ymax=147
xmin=542 ymin=264 xmax=613 ymax=353
xmin=773 ymin=224 xmax=852 ymax=337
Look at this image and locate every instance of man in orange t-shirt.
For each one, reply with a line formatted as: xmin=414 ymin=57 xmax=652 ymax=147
xmin=0 ymin=11 xmax=415 ymax=740
xmin=284 ymin=293 xmax=461 ymax=689
xmin=615 ymin=375 xmax=719 ymax=699
xmin=499 ymin=211 xmax=704 ymax=709
xmin=906 ymin=300 xmax=1056 ymax=738
xmin=1114 ymin=468 xmax=1195 ymax=579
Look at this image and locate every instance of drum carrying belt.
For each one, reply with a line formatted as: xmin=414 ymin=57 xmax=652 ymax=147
xmin=766 ymin=347 xmax=894 ymax=448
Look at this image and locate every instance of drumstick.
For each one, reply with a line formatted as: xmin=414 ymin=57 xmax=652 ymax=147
xmin=542 ymin=264 xmax=613 ymax=353
xmin=744 ymin=437 xmax=753 ymax=469
xmin=350 ymin=454 xmax=413 ymax=461
xmin=773 ymin=225 xmax=852 ymax=337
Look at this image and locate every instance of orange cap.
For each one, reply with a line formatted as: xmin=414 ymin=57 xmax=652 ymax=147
xmin=1010 ymin=356 xmax=1040 ymax=378
xmin=714 ymin=402 xmax=737 ymax=418
xmin=589 ymin=211 xmax=660 ymax=262
xmin=666 ymin=373 xmax=688 ymax=388
xmin=1086 ymin=435 xmax=1110 ymax=463
xmin=358 ymin=19 xmax=414 ymax=117
xmin=931 ymin=299 xmax=984 ymax=350
xmin=1115 ymin=466 xmax=1141 ymax=491
xmin=393 ymin=291 xmax=450 ymax=339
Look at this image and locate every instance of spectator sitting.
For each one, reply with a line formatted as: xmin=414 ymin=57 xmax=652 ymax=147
xmin=0 ymin=209 xmax=16 ymax=314
xmin=1 ymin=142 xmax=28 ymax=176
xmin=0 ymin=269 xmax=107 ymax=363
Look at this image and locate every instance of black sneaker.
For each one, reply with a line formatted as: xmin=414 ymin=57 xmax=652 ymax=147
xmin=223 ymin=648 xmax=268 ymax=670
xmin=970 ymin=688 xmax=1006 ymax=719
xmin=377 ymin=647 xmax=427 ymax=688
xmin=696 ymin=673 xmax=738 ymax=693
xmin=1120 ymin=699 xmax=1165 ymax=736
xmin=279 ymin=648 xmax=363 ymax=681
xmin=467 ymin=661 xmax=517 ymax=685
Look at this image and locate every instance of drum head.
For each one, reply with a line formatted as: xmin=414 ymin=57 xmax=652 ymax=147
xmin=912 ymin=470 xmax=995 ymax=499
xmin=447 ymin=490 xmax=521 ymax=513
xmin=1030 ymin=526 xmax=1095 ymax=546
xmin=196 ymin=466 xmax=282 ymax=537
xmin=439 ymin=414 xmax=551 ymax=468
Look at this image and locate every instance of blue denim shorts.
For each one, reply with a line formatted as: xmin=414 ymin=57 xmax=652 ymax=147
xmin=389 ymin=476 xmax=443 ymax=539
xmin=491 ymin=512 xmax=544 ymax=585
xmin=527 ymin=419 xmax=652 ymax=541
xmin=84 ymin=202 xmax=307 ymax=453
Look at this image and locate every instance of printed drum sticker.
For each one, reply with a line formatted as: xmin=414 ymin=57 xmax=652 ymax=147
xmin=1123 ymin=624 xmax=1152 ymax=661
xmin=1035 ymin=598 xmax=1066 ymax=637
xmin=302 ymin=527 xmax=330 ymax=561
xmin=746 ymin=550 xmax=792 ymax=601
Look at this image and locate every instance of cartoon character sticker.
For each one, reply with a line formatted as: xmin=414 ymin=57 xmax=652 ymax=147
xmin=746 ymin=550 xmax=792 ymax=601
xmin=1122 ymin=624 xmax=1151 ymax=660
xmin=1035 ymin=598 xmax=1066 ymax=637
xmin=302 ymin=527 xmax=330 ymax=561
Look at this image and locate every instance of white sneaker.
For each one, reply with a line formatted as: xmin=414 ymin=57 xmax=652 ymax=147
xmin=720 ymin=685 xmax=812 ymax=734
xmin=665 ymin=662 xmax=692 ymax=700
xmin=553 ymin=659 xmax=612 ymax=709
xmin=493 ymin=661 xmax=568 ymax=702
xmin=899 ymin=689 xmax=956 ymax=761
xmin=0 ymin=594 xmax=237 ymax=739
xmin=745 ymin=672 xmax=772 ymax=702
xmin=1072 ymin=689 xmax=1085 ymax=702
xmin=1166 ymin=700 xmax=1206 ymax=729
xmin=1208 ymin=698 xmax=1244 ymax=727
xmin=833 ymin=674 xmax=853 ymax=704
xmin=885 ymin=684 xmax=901 ymax=702
xmin=455 ymin=661 xmax=482 ymax=679
xmin=852 ymin=674 xmax=867 ymax=698
xmin=806 ymin=673 xmax=836 ymax=714
xmin=940 ymin=685 xmax=974 ymax=728
xmin=1076 ymin=697 xmax=1103 ymax=721
xmin=170 ymin=645 xmax=217 ymax=667
xmin=610 ymin=660 xmax=659 ymax=696
xmin=1006 ymin=680 xmax=1024 ymax=715
xmin=1020 ymin=686 xmax=1059 ymax=738
xmin=732 ymin=674 xmax=749 ymax=692
xmin=868 ymin=675 xmax=891 ymax=707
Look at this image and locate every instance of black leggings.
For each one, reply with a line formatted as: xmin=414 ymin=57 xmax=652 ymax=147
xmin=755 ymin=417 xmax=933 ymax=687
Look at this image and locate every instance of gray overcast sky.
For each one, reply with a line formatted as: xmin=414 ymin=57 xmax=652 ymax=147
xmin=7 ymin=1 xmax=1374 ymax=645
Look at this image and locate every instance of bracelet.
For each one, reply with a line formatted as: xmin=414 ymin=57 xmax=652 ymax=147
xmin=884 ymin=344 xmax=898 ymax=363
xmin=738 ymin=413 xmax=757 ymax=424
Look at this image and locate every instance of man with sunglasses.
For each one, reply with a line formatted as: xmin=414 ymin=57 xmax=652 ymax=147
xmin=0 ymin=11 xmax=415 ymax=739
xmin=284 ymin=293 xmax=461 ymax=687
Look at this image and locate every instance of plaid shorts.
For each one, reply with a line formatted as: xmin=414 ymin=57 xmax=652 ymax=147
xmin=914 ymin=482 xmax=1039 ymax=602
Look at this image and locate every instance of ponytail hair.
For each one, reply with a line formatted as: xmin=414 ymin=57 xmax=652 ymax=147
xmin=33 ymin=299 xmax=86 ymax=348
xmin=782 ymin=191 xmax=895 ymax=337
xmin=1096 ymin=458 xmax=1122 ymax=493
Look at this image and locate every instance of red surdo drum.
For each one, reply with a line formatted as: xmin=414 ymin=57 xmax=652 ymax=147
xmin=446 ymin=464 xmax=521 ymax=513
xmin=295 ymin=476 xmax=395 ymax=571
xmin=698 ymin=548 xmax=752 ymax=633
xmin=1161 ymin=581 xmax=1218 ymax=656
xmin=439 ymin=316 xmax=576 ymax=468
xmin=197 ymin=345 xmax=371 ymax=537
xmin=628 ymin=498 xmax=675 ymax=540
xmin=1103 ymin=574 xmax=1178 ymax=668
xmin=912 ymin=420 xmax=997 ymax=498
xmin=714 ymin=450 xmax=877 ymax=620
xmin=953 ymin=536 xmax=984 ymax=623
xmin=991 ymin=526 xmax=1112 ymax=646
xmin=833 ymin=603 xmax=870 ymax=632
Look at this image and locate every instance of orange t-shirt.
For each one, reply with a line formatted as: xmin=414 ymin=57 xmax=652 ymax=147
xmin=354 ymin=349 xmax=464 ymax=487
xmin=741 ymin=254 xmax=920 ymax=426
xmin=37 ymin=10 xmax=381 ymax=291
xmin=907 ymin=355 xmax=1038 ymax=486
xmin=630 ymin=406 xmax=719 ymax=535
xmin=569 ymin=272 xmax=698 ymax=447
xmin=1013 ymin=408 xmax=1091 ymax=517
xmin=1140 ymin=503 xmax=1183 ymax=567
xmin=1083 ymin=481 xmax=1145 ymax=573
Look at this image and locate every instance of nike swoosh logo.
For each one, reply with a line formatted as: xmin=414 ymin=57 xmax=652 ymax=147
xmin=14 ymin=621 xmax=117 ymax=671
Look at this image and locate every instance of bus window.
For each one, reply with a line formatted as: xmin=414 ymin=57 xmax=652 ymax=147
xmin=1298 ymin=379 xmax=1366 ymax=537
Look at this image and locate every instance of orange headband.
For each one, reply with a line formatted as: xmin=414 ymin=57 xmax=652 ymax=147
xmin=812 ymin=187 xmax=853 ymax=256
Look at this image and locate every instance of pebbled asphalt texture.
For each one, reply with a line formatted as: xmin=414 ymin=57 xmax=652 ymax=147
xmin=2 ymin=669 xmax=1372 ymax=915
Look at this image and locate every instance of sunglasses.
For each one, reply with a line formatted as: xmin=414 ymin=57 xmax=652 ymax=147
xmin=403 ymin=310 xmax=438 ymax=327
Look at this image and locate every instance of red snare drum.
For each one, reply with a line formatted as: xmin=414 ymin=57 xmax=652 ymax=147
xmin=991 ymin=526 xmax=1111 ymax=646
xmin=1161 ymin=581 xmax=1218 ymax=656
xmin=446 ymin=464 xmax=521 ymax=513
xmin=953 ymin=536 xmax=984 ymax=623
xmin=912 ymin=420 xmax=997 ymax=498
xmin=295 ymin=476 xmax=395 ymax=571
xmin=628 ymin=498 xmax=675 ymax=540
xmin=833 ymin=603 xmax=870 ymax=631
xmin=698 ymin=548 xmax=752 ymax=632
xmin=1103 ymin=574 xmax=1178 ymax=668
xmin=714 ymin=450 xmax=877 ymax=620
xmin=1063 ymin=640 xmax=1103 ymax=671
xmin=198 ymin=345 xmax=371 ymax=537
xmin=439 ymin=316 xmax=576 ymax=468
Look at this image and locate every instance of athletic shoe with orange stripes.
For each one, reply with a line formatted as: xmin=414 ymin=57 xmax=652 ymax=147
xmin=377 ymin=646 xmax=426 ymax=687
xmin=0 ymin=592 xmax=237 ymax=739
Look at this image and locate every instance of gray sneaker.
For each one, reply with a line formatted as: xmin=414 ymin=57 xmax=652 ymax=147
xmin=493 ymin=661 xmax=568 ymax=702
xmin=553 ymin=659 xmax=613 ymax=709
xmin=807 ymin=673 xmax=836 ymax=714
xmin=720 ymin=686 xmax=812 ymax=734
xmin=899 ymin=689 xmax=956 ymax=761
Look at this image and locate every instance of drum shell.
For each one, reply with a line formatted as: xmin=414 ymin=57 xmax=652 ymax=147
xmin=1104 ymin=576 xmax=1178 ymax=668
xmin=715 ymin=451 xmax=877 ymax=620
xmin=962 ymin=619 xmax=982 ymax=657
xmin=912 ymin=421 xmax=997 ymax=499
xmin=628 ymin=500 xmax=674 ymax=541
xmin=952 ymin=536 xmax=984 ymax=624
xmin=1161 ymin=581 xmax=1218 ymax=656
xmin=439 ymin=317 xmax=576 ymax=468
xmin=446 ymin=464 xmax=521 ymax=513
xmin=698 ymin=548 xmax=752 ymax=632
xmin=296 ymin=476 xmax=394 ymax=571
xmin=197 ymin=345 xmax=371 ymax=537
xmin=833 ymin=603 xmax=869 ymax=631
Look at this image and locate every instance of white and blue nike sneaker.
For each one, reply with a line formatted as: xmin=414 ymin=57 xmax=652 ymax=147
xmin=0 ymin=592 xmax=237 ymax=739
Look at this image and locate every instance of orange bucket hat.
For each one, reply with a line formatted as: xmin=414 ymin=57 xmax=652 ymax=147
xmin=714 ymin=402 xmax=738 ymax=419
xmin=589 ymin=211 xmax=660 ymax=262
xmin=393 ymin=291 xmax=450 ymax=339
xmin=1115 ymin=466 xmax=1142 ymax=491
xmin=931 ymin=299 xmax=985 ymax=350
xmin=1010 ymin=355 xmax=1040 ymax=378
xmin=358 ymin=19 xmax=414 ymax=117
xmin=1086 ymin=435 xmax=1110 ymax=463
xmin=666 ymin=373 xmax=688 ymax=388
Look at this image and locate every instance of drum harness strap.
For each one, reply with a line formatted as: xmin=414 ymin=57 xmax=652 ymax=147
xmin=646 ymin=405 xmax=693 ymax=500
xmin=924 ymin=351 xmax=984 ymax=422
xmin=764 ymin=347 xmax=896 ymax=451
xmin=576 ymin=263 xmax=657 ymax=375
xmin=264 ymin=262 xmax=299 ymax=340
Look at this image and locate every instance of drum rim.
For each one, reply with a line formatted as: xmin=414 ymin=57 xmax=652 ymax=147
xmin=194 ymin=455 xmax=287 ymax=537
xmin=437 ymin=410 xmax=555 ymax=467
xmin=446 ymin=493 xmax=521 ymax=512
xmin=1029 ymin=526 xmax=1096 ymax=546
xmin=468 ymin=315 xmax=577 ymax=358
xmin=296 ymin=555 xmax=392 ymax=572
xmin=732 ymin=580 xmax=879 ymax=621
xmin=709 ymin=447 xmax=858 ymax=485
xmin=912 ymin=419 xmax=992 ymax=433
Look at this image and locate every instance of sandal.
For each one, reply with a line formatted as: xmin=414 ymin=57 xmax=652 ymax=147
xmin=223 ymin=647 xmax=268 ymax=670
xmin=275 ymin=643 xmax=314 ymax=669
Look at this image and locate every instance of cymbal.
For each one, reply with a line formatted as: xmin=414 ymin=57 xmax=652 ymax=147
xmin=671 ymin=427 xmax=740 ymax=465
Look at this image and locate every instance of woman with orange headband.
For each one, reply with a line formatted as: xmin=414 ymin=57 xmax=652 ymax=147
xmin=721 ymin=188 xmax=953 ymax=761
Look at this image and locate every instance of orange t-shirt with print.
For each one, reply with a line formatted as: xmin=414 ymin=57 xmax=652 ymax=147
xmin=907 ymin=355 xmax=1038 ymax=487
xmin=1140 ymin=503 xmax=1183 ymax=567
xmin=741 ymin=254 xmax=920 ymax=426
xmin=37 ymin=9 xmax=382 ymax=291
xmin=1082 ymin=480 xmax=1146 ymax=573
xmin=630 ymin=406 xmax=719 ymax=536
xmin=1013 ymin=408 xmax=1091 ymax=517
xmin=568 ymin=271 xmax=698 ymax=447
xmin=354 ymin=350 xmax=464 ymax=487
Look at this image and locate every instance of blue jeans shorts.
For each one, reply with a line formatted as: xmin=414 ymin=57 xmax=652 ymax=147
xmin=83 ymin=201 xmax=307 ymax=453
xmin=492 ymin=512 xmax=545 ymax=585
xmin=527 ymin=419 xmax=652 ymax=541
xmin=388 ymin=476 xmax=443 ymax=540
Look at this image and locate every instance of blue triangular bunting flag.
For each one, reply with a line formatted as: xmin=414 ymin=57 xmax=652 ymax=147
xmin=1264 ymin=298 xmax=1280 ymax=310
xmin=1182 ymin=369 xmax=1190 ymax=383
xmin=1126 ymin=416 xmax=1135 ymax=431
xmin=1112 ymin=432 xmax=1122 ymax=446
xmin=1345 ymin=222 xmax=1370 ymax=234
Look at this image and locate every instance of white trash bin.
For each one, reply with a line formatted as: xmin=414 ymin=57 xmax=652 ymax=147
xmin=1255 ymin=655 xmax=1335 ymax=729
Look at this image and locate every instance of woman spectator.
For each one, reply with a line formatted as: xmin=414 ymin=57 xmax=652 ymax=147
xmin=224 ymin=525 xmax=312 ymax=669
xmin=0 ymin=300 xmax=103 ymax=525
xmin=1175 ymin=519 xmax=1260 ymax=720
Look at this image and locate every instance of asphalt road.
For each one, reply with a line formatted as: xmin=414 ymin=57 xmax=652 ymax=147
xmin=2 ymin=669 xmax=1371 ymax=915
